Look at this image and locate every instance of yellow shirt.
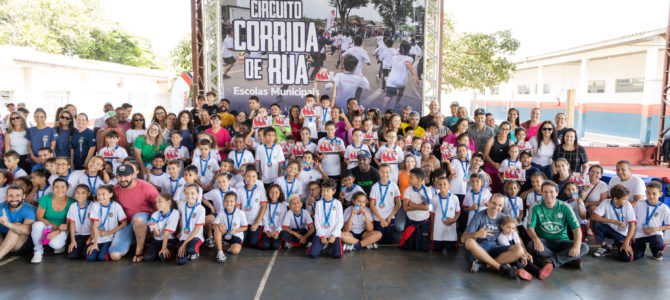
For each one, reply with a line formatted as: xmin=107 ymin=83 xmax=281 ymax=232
xmin=220 ymin=112 xmax=235 ymax=127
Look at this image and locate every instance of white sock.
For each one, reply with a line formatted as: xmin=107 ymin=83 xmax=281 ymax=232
xmin=217 ymin=250 xmax=224 ymax=256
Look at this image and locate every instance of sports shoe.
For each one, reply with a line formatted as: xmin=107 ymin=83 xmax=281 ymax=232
xmin=53 ymin=246 xmax=66 ymax=254
xmin=223 ymin=75 xmax=231 ymax=79
xmin=376 ymin=74 xmax=380 ymax=82
xmin=343 ymin=244 xmax=355 ymax=251
xmin=372 ymin=242 xmax=379 ymax=249
xmin=538 ymin=262 xmax=554 ymax=280
xmin=189 ymin=253 xmax=200 ymax=261
xmin=470 ymin=259 xmax=481 ymax=273
xmin=205 ymin=238 xmax=215 ymax=248
xmin=498 ymin=264 xmax=518 ymax=279
xmin=284 ymin=242 xmax=293 ymax=249
xmin=565 ymin=258 xmax=582 ymax=269
xmin=216 ymin=251 xmax=227 ymax=263
xmin=517 ymin=268 xmax=532 ymax=281
xmin=652 ymin=252 xmax=664 ymax=261
xmin=593 ymin=246 xmax=610 ymax=257
xmin=366 ymin=244 xmax=375 ymax=249
xmin=31 ymin=251 xmax=43 ymax=264
xmin=306 ymin=242 xmax=312 ymax=249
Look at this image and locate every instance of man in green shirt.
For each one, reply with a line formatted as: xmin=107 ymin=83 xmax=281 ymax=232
xmin=527 ymin=181 xmax=589 ymax=269
xmin=269 ymin=103 xmax=292 ymax=142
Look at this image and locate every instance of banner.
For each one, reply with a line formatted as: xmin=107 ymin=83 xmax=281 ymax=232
xmin=170 ymin=72 xmax=192 ymax=114
xmin=221 ymin=0 xmax=425 ymax=114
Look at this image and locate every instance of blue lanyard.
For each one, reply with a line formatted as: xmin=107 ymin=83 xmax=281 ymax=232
xmin=199 ymin=155 xmax=211 ymax=177
xmin=11 ymin=167 xmax=21 ymax=176
xmin=268 ymin=202 xmax=279 ymax=225
xmin=322 ymin=199 xmax=334 ymax=226
xmin=293 ymin=211 xmax=303 ymax=229
xmin=439 ymin=193 xmax=451 ymax=219
xmin=413 ymin=185 xmax=431 ymax=205
xmin=611 ymin=201 xmax=624 ymax=222
xmin=157 ymin=209 xmax=173 ymax=225
xmin=321 ymin=107 xmax=329 ymax=123
xmin=245 ymin=184 xmax=257 ymax=209
xmin=218 ymin=187 xmax=230 ymax=204
xmin=378 ymin=181 xmax=390 ymax=207
xmin=61 ymin=171 xmax=72 ymax=182
xmin=225 ymin=207 xmax=235 ymax=233
xmin=285 ymin=178 xmax=295 ymax=198
xmin=472 ymin=190 xmax=482 ymax=211
xmin=459 ymin=159 xmax=469 ymax=179
xmin=509 ymin=159 xmax=518 ymax=167
xmin=87 ymin=174 xmax=98 ymax=195
xmin=264 ymin=144 xmax=275 ymax=163
xmin=645 ymin=201 xmax=660 ymax=226
xmin=345 ymin=184 xmax=358 ymax=193
xmin=184 ymin=202 xmax=196 ymax=230
xmin=77 ymin=202 xmax=89 ymax=225
xmin=534 ymin=191 xmax=542 ymax=204
xmin=99 ymin=203 xmax=111 ymax=229
xmin=508 ymin=196 xmax=519 ymax=218
xmin=234 ymin=149 xmax=245 ymax=167
xmin=37 ymin=184 xmax=49 ymax=199
xmin=170 ymin=177 xmax=181 ymax=195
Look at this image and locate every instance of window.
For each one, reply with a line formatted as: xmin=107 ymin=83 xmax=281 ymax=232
xmin=588 ymin=80 xmax=605 ymax=93
xmin=615 ymin=78 xmax=644 ymax=93
xmin=543 ymin=83 xmax=550 ymax=94
xmin=490 ymin=86 xmax=499 ymax=95
xmin=1 ymin=90 xmax=14 ymax=103
xmin=517 ymin=84 xmax=530 ymax=95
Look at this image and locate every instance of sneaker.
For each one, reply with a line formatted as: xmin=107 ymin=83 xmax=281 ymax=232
xmin=284 ymin=242 xmax=293 ymax=249
xmin=538 ymin=262 xmax=554 ymax=280
xmin=205 ymin=238 xmax=215 ymax=248
xmin=343 ymin=244 xmax=355 ymax=251
xmin=366 ymin=244 xmax=375 ymax=249
xmin=53 ymin=246 xmax=66 ymax=254
xmin=517 ymin=268 xmax=532 ymax=281
xmin=31 ymin=251 xmax=43 ymax=264
xmin=652 ymin=252 xmax=664 ymax=261
xmin=373 ymin=242 xmax=379 ymax=249
xmin=189 ymin=253 xmax=200 ymax=261
xmin=216 ymin=251 xmax=227 ymax=263
xmin=498 ymin=264 xmax=518 ymax=279
xmin=223 ymin=75 xmax=231 ymax=79
xmin=565 ymin=258 xmax=582 ymax=269
xmin=470 ymin=259 xmax=481 ymax=273
xmin=593 ymin=246 xmax=610 ymax=257
xmin=306 ymin=242 xmax=312 ymax=249
xmin=376 ymin=74 xmax=380 ymax=82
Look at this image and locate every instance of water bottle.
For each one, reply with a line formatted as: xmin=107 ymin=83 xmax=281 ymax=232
xmin=41 ymin=225 xmax=53 ymax=245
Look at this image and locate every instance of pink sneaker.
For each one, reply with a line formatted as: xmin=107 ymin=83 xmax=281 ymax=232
xmin=538 ymin=262 xmax=554 ymax=280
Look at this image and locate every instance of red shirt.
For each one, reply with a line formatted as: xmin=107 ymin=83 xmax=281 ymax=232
xmin=114 ymin=179 xmax=158 ymax=219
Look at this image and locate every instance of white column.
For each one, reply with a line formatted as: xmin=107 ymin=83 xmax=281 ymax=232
xmin=574 ymin=58 xmax=588 ymax=135
xmin=536 ymin=65 xmax=544 ymax=107
xmin=641 ymin=38 xmax=662 ymax=143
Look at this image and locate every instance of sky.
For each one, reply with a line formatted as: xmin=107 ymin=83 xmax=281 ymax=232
xmin=100 ymin=0 xmax=669 ymax=61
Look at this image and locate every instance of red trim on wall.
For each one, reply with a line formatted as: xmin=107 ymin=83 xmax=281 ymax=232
xmin=480 ymin=100 xmax=661 ymax=115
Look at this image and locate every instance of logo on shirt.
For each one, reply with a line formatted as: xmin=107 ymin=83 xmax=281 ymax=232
xmin=109 ymin=213 xmax=113 ymax=217
xmin=556 ymin=212 xmax=563 ymax=219
xmin=540 ymin=222 xmax=565 ymax=234
xmin=654 ymin=213 xmax=659 ymax=217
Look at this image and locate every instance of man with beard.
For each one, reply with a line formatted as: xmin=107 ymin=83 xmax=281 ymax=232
xmin=0 ymin=185 xmax=36 ymax=261
xmin=110 ymin=164 xmax=159 ymax=262
xmin=351 ymin=150 xmax=380 ymax=195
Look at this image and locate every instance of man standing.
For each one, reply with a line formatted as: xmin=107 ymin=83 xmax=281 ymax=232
xmin=485 ymin=113 xmax=498 ymax=132
xmin=115 ymin=106 xmax=130 ymax=133
xmin=109 ymin=164 xmax=158 ymax=262
xmin=219 ymin=98 xmax=235 ymax=127
xmin=446 ymin=101 xmax=460 ymax=128
xmin=222 ymin=28 xmax=235 ymax=79
xmin=95 ymin=112 xmax=127 ymax=150
xmin=351 ymin=151 xmax=380 ymax=195
xmin=607 ymin=160 xmax=646 ymax=205
xmin=0 ymin=185 xmax=35 ymax=261
xmin=94 ymin=102 xmax=115 ymax=133
xmin=402 ymin=112 xmax=425 ymax=137
xmin=468 ymin=108 xmax=494 ymax=153
xmin=527 ymin=181 xmax=589 ymax=269
xmin=462 ymin=194 xmax=525 ymax=279
xmin=419 ymin=100 xmax=443 ymax=130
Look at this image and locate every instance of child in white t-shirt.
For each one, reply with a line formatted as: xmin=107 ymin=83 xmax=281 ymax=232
xmin=317 ymin=121 xmax=344 ymax=179
xmin=498 ymin=145 xmax=522 ymax=182
xmin=255 ymin=128 xmax=286 ymax=185
xmin=339 ymin=169 xmax=365 ymax=206
xmin=430 ymin=177 xmax=460 ymax=253
xmin=279 ymin=195 xmax=315 ymax=248
xmin=591 ymin=184 xmax=637 ymax=261
xmin=344 ymin=129 xmax=371 ymax=170
xmin=144 ymin=193 xmax=180 ymax=262
xmin=213 ymin=190 xmax=248 ymax=263
xmin=633 ymin=182 xmax=670 ymax=261
xmin=498 ymin=216 xmax=553 ymax=280
xmin=462 ymin=174 xmax=492 ymax=226
xmin=342 ymin=192 xmax=381 ymax=251
xmin=375 ymin=129 xmax=404 ymax=183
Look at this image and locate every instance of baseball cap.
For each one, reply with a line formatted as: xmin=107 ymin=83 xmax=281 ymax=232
xmin=474 ymin=108 xmax=486 ymax=116
xmin=450 ymin=101 xmax=459 ymax=107
xmin=357 ymin=150 xmax=371 ymax=159
xmin=116 ymin=164 xmax=134 ymax=176
xmin=104 ymin=101 xmax=113 ymax=107
xmin=104 ymin=111 xmax=117 ymax=121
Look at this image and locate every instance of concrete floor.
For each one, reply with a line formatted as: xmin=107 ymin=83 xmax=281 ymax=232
xmin=1 ymin=244 xmax=669 ymax=300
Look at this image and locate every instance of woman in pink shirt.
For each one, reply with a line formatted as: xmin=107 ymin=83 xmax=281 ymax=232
xmin=205 ymin=114 xmax=231 ymax=159
xmin=521 ymin=108 xmax=542 ymax=141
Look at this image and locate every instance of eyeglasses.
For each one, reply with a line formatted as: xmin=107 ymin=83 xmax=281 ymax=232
xmin=60 ymin=116 xmax=71 ymax=120
xmin=10 ymin=117 xmax=21 ymax=121
xmin=134 ymin=118 xmax=144 ymax=122
xmin=542 ymin=127 xmax=553 ymax=131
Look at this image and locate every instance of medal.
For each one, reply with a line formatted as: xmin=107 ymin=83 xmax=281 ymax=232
xmin=224 ymin=233 xmax=232 ymax=240
xmin=267 ymin=162 xmax=272 ymax=167
xmin=183 ymin=228 xmax=190 ymax=234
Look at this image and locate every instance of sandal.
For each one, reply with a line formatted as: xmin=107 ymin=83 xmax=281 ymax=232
xmin=132 ymin=254 xmax=144 ymax=262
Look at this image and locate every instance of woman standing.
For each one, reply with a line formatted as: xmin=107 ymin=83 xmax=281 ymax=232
xmin=226 ymin=111 xmax=247 ymax=139
xmin=54 ymin=110 xmax=75 ymax=158
xmin=552 ymin=158 xmax=573 ymax=200
xmin=483 ymin=121 xmax=511 ymax=192
xmin=332 ymin=107 xmax=349 ymax=143
xmin=4 ymin=111 xmax=31 ymax=171
xmin=552 ymin=128 xmax=588 ymax=175
xmin=521 ymin=108 xmax=542 ymax=141
xmin=443 ymin=119 xmax=475 ymax=151
xmin=30 ymin=178 xmax=76 ymax=263
xmin=126 ymin=113 xmax=147 ymax=146
xmin=163 ymin=113 xmax=177 ymax=141
xmin=133 ymin=122 xmax=167 ymax=176
xmin=70 ymin=113 xmax=96 ymax=170
xmin=346 ymin=113 xmax=363 ymax=145
xmin=26 ymin=108 xmax=57 ymax=165
xmin=530 ymin=120 xmax=558 ymax=178
xmin=151 ymin=106 xmax=168 ymax=131
xmin=288 ymin=105 xmax=302 ymax=140
xmin=205 ymin=114 xmax=231 ymax=160
xmin=177 ymin=111 xmax=196 ymax=152
xmin=506 ymin=108 xmax=520 ymax=143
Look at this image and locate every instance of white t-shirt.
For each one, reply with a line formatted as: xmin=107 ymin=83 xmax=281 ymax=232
xmin=326 ymin=73 xmax=370 ymax=108
xmin=462 ymin=188 xmax=493 ymax=225
xmin=344 ymin=144 xmax=371 ymax=169
xmin=530 ymin=138 xmax=555 ymax=166
xmin=341 ymin=184 xmax=365 ymax=204
xmin=214 ymin=208 xmax=248 ymax=241
xmin=66 ymin=202 xmax=93 ymax=236
xmin=165 ymin=145 xmax=190 ymax=170
xmin=148 ymin=171 xmax=170 ymax=193
xmin=386 ymin=55 xmax=414 ymax=88
xmin=608 ymin=175 xmax=646 ymax=203
xmin=9 ymin=131 xmax=30 ymax=155
xmin=317 ymin=137 xmax=344 ymax=176
xmin=49 ymin=171 xmax=82 ymax=198
xmin=300 ymin=106 xmax=320 ymax=139
xmin=584 ymin=180 xmax=608 ymax=203
xmin=430 ymin=192 xmax=460 ymax=241
xmin=193 ymin=148 xmax=222 ymax=163
xmin=275 ymin=176 xmax=304 ymax=202
xmin=380 ymin=47 xmax=397 ymax=69
xmin=314 ymin=199 xmax=344 ymax=238
xmin=262 ymin=202 xmax=288 ymax=233
xmin=89 ymin=201 xmax=127 ymax=243
xmin=148 ymin=209 xmax=180 ymax=240
xmin=375 ymin=145 xmax=404 ymax=183
xmin=340 ymin=36 xmax=351 ymax=51
xmin=403 ymin=185 xmax=432 ymax=222
xmin=255 ymin=144 xmax=286 ymax=184
xmin=297 ymin=167 xmax=323 ymax=193
xmin=594 ymin=199 xmax=637 ymax=236
xmin=502 ymin=195 xmax=524 ymax=224
xmin=369 ymin=181 xmax=401 ymax=221
xmin=178 ymin=202 xmax=206 ymax=242
xmin=497 ymin=231 xmax=521 ymax=246
xmin=228 ymin=149 xmax=255 ymax=170
xmin=498 ymin=158 xmax=523 ymax=174
xmin=236 ymin=184 xmax=268 ymax=225
xmin=344 ymin=206 xmax=373 ymax=234
xmin=569 ymin=200 xmax=588 ymax=225
xmin=342 ymin=46 xmax=371 ymax=75
xmin=525 ymin=191 xmax=543 ymax=208
xmin=98 ymin=146 xmax=128 ymax=175
xmin=450 ymin=158 xmax=470 ymax=195
xmin=125 ymin=129 xmax=145 ymax=145
xmin=222 ymin=36 xmax=234 ymax=58
xmin=316 ymin=106 xmax=332 ymax=132
xmin=192 ymin=154 xmax=220 ymax=186
xmin=282 ymin=209 xmax=313 ymax=231
xmin=634 ymin=200 xmax=670 ymax=238
xmin=203 ymin=187 xmax=235 ymax=214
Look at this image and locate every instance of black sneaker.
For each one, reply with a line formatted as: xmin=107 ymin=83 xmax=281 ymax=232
xmin=498 ymin=263 xmax=518 ymax=279
xmin=652 ymin=252 xmax=664 ymax=261
xmin=565 ymin=258 xmax=582 ymax=269
xmin=223 ymin=75 xmax=231 ymax=79
xmin=593 ymin=246 xmax=610 ymax=257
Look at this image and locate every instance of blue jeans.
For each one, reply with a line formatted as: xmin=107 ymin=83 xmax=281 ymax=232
xmin=527 ymin=238 xmax=589 ymax=267
xmin=592 ymin=221 xmax=634 ymax=262
xmin=531 ymin=162 xmax=552 ymax=179
xmin=109 ymin=212 xmax=150 ymax=257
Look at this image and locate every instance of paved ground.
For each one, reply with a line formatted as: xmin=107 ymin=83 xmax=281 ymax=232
xmin=2 ymin=241 xmax=669 ymax=300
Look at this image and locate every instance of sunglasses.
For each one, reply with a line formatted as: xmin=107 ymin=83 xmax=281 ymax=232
xmin=60 ymin=116 xmax=71 ymax=120
xmin=542 ymin=127 xmax=553 ymax=131
xmin=10 ymin=117 xmax=21 ymax=121
xmin=134 ymin=118 xmax=144 ymax=122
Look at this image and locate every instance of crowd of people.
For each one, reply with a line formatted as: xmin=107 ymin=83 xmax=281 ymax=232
xmin=0 ymin=94 xmax=668 ymax=282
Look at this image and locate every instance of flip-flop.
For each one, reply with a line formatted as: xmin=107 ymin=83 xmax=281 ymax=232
xmin=132 ymin=254 xmax=143 ymax=262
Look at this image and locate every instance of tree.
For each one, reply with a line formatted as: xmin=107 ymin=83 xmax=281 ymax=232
xmin=169 ymin=34 xmax=192 ymax=75
xmin=371 ymin=0 xmax=414 ymax=35
xmin=77 ymin=29 xmax=157 ymax=69
xmin=329 ymin=0 xmax=368 ymax=31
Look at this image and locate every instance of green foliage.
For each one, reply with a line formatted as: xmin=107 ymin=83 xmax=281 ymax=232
xmin=370 ymin=0 xmax=414 ymax=34
xmin=169 ymin=34 xmax=192 ymax=75
xmin=329 ymin=0 xmax=369 ymax=29
xmin=0 ymin=0 xmax=157 ymax=68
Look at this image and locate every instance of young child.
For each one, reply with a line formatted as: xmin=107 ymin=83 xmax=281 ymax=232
xmin=450 ymin=144 xmax=470 ymax=203
xmin=229 ymin=134 xmax=254 ymax=170
xmin=4 ymin=150 xmax=28 ymax=179
xmin=296 ymin=127 xmax=318 ymax=156
xmin=463 ymin=173 xmax=493 ymax=226
xmin=29 ymin=168 xmax=52 ymax=203
xmin=562 ymin=182 xmax=587 ymax=243
xmin=299 ymin=94 xmax=321 ymax=140
xmin=339 ymin=169 xmax=365 ymax=206
xmin=256 ymin=128 xmax=285 ymax=187
xmin=280 ymin=195 xmax=315 ymax=248
xmin=204 ymin=172 xmax=235 ymax=219
xmin=144 ymin=193 xmax=180 ymax=262
xmin=175 ymin=165 xmax=204 ymax=206
xmin=326 ymin=55 xmax=370 ymax=109
xmin=236 ymin=168 xmax=268 ymax=248
xmin=502 ymin=181 xmax=524 ymax=227
xmin=518 ymin=150 xmax=539 ymax=193
xmin=193 ymin=133 xmax=222 ymax=165
xmin=213 ymin=191 xmax=248 ymax=263
xmin=165 ymin=159 xmax=186 ymax=198
xmin=87 ymin=185 xmax=127 ymax=261
xmin=362 ymin=118 xmax=378 ymax=152
xmin=308 ymin=179 xmax=344 ymax=258
xmin=399 ymin=168 xmax=432 ymax=251
xmin=430 ymin=177 xmax=460 ymax=253
xmin=591 ymin=184 xmax=637 ymax=261
xmin=98 ymin=130 xmax=128 ymax=174
xmin=342 ymin=192 xmax=381 ymax=251
xmin=344 ymin=129 xmax=371 ymax=170
xmin=465 ymin=153 xmax=490 ymax=191
xmin=66 ymin=184 xmax=93 ymax=259
xmin=45 ymin=157 xmax=58 ymax=176
xmin=497 ymin=144 xmax=522 ymax=182
xmin=633 ymin=181 xmax=670 ymax=260
xmin=260 ymin=184 xmax=288 ymax=250
xmin=73 ymin=156 xmax=109 ymax=197
xmin=176 ymin=184 xmax=206 ymax=265
xmin=515 ymin=128 xmax=533 ymax=155
xmin=275 ymin=160 xmax=303 ymax=201
xmin=305 ymin=181 xmax=321 ymax=215
xmin=147 ymin=154 xmax=169 ymax=191
xmin=375 ymin=130 xmax=404 ymax=183
xmin=317 ymin=121 xmax=345 ymax=182
xmin=192 ymin=139 xmax=220 ymax=191
xmin=164 ymin=131 xmax=190 ymax=172
xmin=498 ymin=216 xmax=553 ymax=280
xmin=369 ymin=164 xmax=402 ymax=244
xmin=525 ymin=172 xmax=546 ymax=208
xmin=297 ymin=151 xmax=327 ymax=190
xmin=316 ymin=95 xmax=333 ymax=138
xmin=0 ymin=170 xmax=9 ymax=203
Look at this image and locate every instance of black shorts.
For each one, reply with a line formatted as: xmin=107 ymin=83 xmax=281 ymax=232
xmin=224 ymin=57 xmax=235 ymax=65
xmin=385 ymin=87 xmax=403 ymax=97
xmin=351 ymin=231 xmax=364 ymax=240
xmin=223 ymin=234 xmax=243 ymax=245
